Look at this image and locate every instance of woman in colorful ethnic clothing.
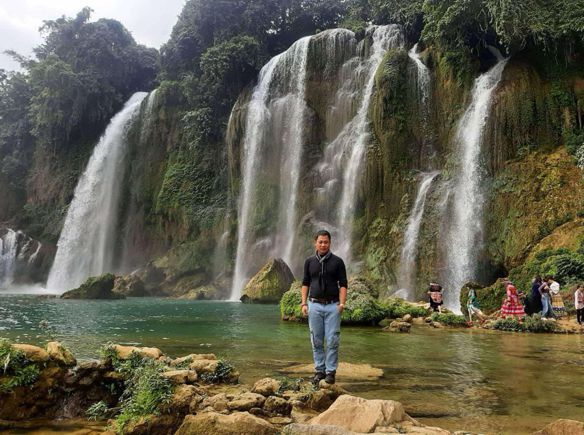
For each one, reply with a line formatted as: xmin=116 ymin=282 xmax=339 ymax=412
xmin=467 ymin=287 xmax=486 ymax=324
xmin=428 ymin=283 xmax=443 ymax=313
xmin=575 ymin=284 xmax=584 ymax=325
xmin=547 ymin=276 xmax=566 ymax=318
xmin=500 ymin=281 xmax=525 ymax=319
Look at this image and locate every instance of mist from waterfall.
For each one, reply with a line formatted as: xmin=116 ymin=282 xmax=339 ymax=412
xmin=443 ymin=59 xmax=508 ymax=311
xmin=46 ymin=92 xmax=148 ymax=293
xmin=397 ymin=171 xmax=439 ymax=299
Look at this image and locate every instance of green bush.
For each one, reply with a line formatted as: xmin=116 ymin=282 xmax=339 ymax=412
xmin=430 ymin=313 xmax=468 ymax=327
xmin=380 ymin=297 xmax=430 ymax=319
xmin=200 ymin=360 xmax=236 ymax=384
xmin=0 ymin=339 xmax=42 ymax=392
xmin=493 ymin=317 xmax=526 ymax=332
xmin=86 ymin=400 xmax=109 ymax=421
xmin=280 ymin=282 xmax=303 ymax=321
xmin=493 ymin=315 xmax=560 ymax=333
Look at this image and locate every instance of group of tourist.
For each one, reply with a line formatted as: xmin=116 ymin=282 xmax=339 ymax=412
xmin=427 ymin=276 xmax=584 ymax=325
xmin=465 ymin=275 xmax=584 ymax=325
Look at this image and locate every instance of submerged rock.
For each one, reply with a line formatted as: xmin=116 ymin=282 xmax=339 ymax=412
xmin=60 ymin=273 xmax=124 ymax=300
xmin=241 ymin=258 xmax=295 ymax=304
xmin=532 ymin=418 xmax=584 ymax=435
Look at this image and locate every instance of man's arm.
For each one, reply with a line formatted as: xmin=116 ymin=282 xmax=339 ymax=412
xmin=338 ymin=259 xmax=348 ymax=313
xmin=301 ymin=259 xmax=310 ymax=316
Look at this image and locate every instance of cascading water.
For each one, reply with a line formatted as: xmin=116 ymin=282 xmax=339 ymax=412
xmin=408 ymin=44 xmax=430 ymax=107
xmin=443 ymin=59 xmax=508 ymax=311
xmin=397 ymin=171 xmax=439 ymax=298
xmin=0 ymin=229 xmax=18 ymax=288
xmin=230 ymin=37 xmax=311 ymax=300
xmin=46 ymin=92 xmax=148 ymax=292
xmin=320 ymin=25 xmax=404 ymax=264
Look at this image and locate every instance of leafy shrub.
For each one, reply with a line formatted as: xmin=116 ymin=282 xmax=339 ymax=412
xmin=115 ymin=359 xmax=173 ymax=433
xmin=200 ymin=360 xmax=236 ymax=384
xmin=86 ymin=400 xmax=109 ymax=421
xmin=493 ymin=317 xmax=526 ymax=332
xmin=0 ymin=339 xmax=42 ymax=392
xmin=430 ymin=313 xmax=468 ymax=327
xmin=342 ymin=291 xmax=386 ymax=325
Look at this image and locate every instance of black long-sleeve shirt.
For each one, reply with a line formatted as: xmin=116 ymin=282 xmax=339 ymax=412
xmin=302 ymin=252 xmax=348 ymax=300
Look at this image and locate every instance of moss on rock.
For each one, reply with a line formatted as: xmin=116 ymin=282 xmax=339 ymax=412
xmin=241 ymin=258 xmax=295 ymax=304
xmin=61 ymin=273 xmax=123 ymax=299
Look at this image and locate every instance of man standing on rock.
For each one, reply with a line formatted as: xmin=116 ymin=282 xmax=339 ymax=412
xmin=301 ymin=229 xmax=347 ymax=385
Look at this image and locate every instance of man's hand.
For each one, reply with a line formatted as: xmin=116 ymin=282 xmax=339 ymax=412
xmin=301 ymin=304 xmax=308 ymax=317
xmin=337 ymin=303 xmax=344 ymax=313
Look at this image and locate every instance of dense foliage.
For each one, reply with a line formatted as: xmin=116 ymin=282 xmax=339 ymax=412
xmin=0 ymin=339 xmax=42 ymax=392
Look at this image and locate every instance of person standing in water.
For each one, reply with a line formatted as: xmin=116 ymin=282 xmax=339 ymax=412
xmin=301 ymin=230 xmax=347 ymax=385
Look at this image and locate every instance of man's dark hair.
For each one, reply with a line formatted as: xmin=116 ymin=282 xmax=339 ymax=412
xmin=314 ymin=229 xmax=331 ymax=240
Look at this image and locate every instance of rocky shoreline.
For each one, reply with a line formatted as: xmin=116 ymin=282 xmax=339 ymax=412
xmin=1 ymin=340 xmax=583 ymax=434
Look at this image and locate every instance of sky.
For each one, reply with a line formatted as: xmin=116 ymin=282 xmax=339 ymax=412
xmin=0 ymin=0 xmax=187 ymax=71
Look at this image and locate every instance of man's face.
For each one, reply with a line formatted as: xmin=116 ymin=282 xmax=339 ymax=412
xmin=314 ymin=235 xmax=331 ymax=255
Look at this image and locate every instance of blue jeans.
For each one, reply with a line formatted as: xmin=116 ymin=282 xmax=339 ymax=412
xmin=540 ymin=294 xmax=554 ymax=318
xmin=308 ymin=301 xmax=341 ymax=374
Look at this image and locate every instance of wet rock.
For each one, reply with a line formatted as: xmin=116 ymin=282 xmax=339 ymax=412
xmin=283 ymin=362 xmax=383 ymax=381
xmin=61 ymin=273 xmax=124 ymax=299
xmin=383 ymin=321 xmax=411 ymax=333
xmin=124 ymin=414 xmax=182 ymax=435
xmin=252 ymin=377 xmax=282 ymax=396
xmin=161 ymin=369 xmax=198 ymax=384
xmin=403 ymin=314 xmax=413 ymax=323
xmin=228 ymin=392 xmax=266 ymax=411
xmin=175 ymin=411 xmax=278 ymax=435
xmin=189 ymin=359 xmax=219 ymax=374
xmin=46 ymin=341 xmax=76 ymax=366
xmin=240 ymin=258 xmax=295 ymax=303
xmin=12 ymin=344 xmax=49 ymax=362
xmin=162 ymin=384 xmax=203 ymax=415
xmin=432 ymin=322 xmax=444 ymax=329
xmin=113 ymin=274 xmax=147 ymax=297
xmin=112 ymin=345 xmax=163 ymax=360
xmin=171 ymin=353 xmax=217 ymax=366
xmin=532 ymin=418 xmax=584 ymax=435
xmin=264 ymin=396 xmax=291 ymax=415
xmin=310 ymin=395 xmax=413 ymax=432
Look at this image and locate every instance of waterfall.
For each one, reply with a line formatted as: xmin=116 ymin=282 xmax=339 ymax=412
xmin=0 ymin=229 xmax=18 ymax=288
xmin=46 ymin=92 xmax=148 ymax=293
xmin=397 ymin=171 xmax=439 ymax=298
xmin=408 ymin=44 xmax=430 ymax=107
xmin=443 ymin=59 xmax=508 ymax=311
xmin=321 ymin=25 xmax=404 ymax=264
xmin=230 ymin=37 xmax=311 ymax=300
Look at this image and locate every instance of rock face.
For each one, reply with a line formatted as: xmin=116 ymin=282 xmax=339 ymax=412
xmin=241 ymin=258 xmax=295 ymax=304
xmin=46 ymin=342 xmax=76 ymax=366
xmin=532 ymin=419 xmax=584 ymax=435
xmin=60 ymin=273 xmax=124 ymax=299
xmin=175 ymin=412 xmax=278 ymax=435
xmin=113 ymin=274 xmax=147 ymax=296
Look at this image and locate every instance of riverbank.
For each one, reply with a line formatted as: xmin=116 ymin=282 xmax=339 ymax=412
xmin=1 ymin=340 xmax=583 ymax=435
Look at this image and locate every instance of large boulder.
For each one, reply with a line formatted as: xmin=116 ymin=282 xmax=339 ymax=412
xmin=532 ymin=419 xmax=584 ymax=435
xmin=12 ymin=344 xmax=49 ymax=362
xmin=241 ymin=258 xmax=295 ymax=303
xmin=175 ymin=412 xmax=278 ymax=435
xmin=111 ymin=344 xmax=163 ymax=360
xmin=46 ymin=342 xmax=76 ymax=366
xmin=61 ymin=273 xmax=124 ymax=299
xmin=309 ymin=395 xmax=449 ymax=434
xmin=113 ymin=274 xmax=147 ymax=296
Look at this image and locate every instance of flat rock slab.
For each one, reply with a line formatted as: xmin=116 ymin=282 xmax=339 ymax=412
xmin=282 ymin=362 xmax=383 ymax=380
xmin=532 ymin=418 xmax=584 ymax=435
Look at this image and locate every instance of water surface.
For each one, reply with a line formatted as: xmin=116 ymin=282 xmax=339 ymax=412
xmin=1 ymin=296 xmax=583 ymax=433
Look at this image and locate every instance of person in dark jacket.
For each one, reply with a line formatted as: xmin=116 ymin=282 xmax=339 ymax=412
xmin=526 ymin=275 xmax=543 ymax=315
xmin=301 ymin=229 xmax=347 ymax=385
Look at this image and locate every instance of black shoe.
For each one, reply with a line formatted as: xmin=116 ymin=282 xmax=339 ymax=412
xmin=325 ymin=371 xmax=336 ymax=384
xmin=313 ymin=371 xmax=325 ymax=385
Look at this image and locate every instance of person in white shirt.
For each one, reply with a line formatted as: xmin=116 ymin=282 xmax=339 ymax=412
xmin=547 ymin=277 xmax=566 ymax=318
xmin=575 ymin=284 xmax=584 ymax=325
